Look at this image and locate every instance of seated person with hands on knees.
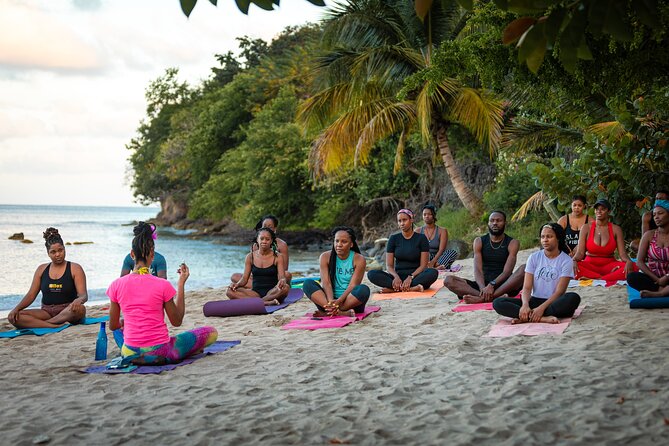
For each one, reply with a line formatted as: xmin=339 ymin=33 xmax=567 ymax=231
xmin=120 ymin=223 xmax=167 ymax=278
xmin=627 ymin=199 xmax=669 ymax=297
xmin=108 ymin=222 xmax=218 ymax=365
xmin=226 ymin=226 xmax=289 ymax=306
xmin=572 ymin=198 xmax=635 ymax=281
xmin=367 ymin=208 xmax=438 ymax=292
xmin=493 ymin=223 xmax=581 ymax=324
xmin=444 ymin=211 xmax=521 ymax=303
xmin=8 ymin=227 xmax=87 ymax=328
xmin=302 ymin=226 xmax=370 ymax=317
xmin=419 ymin=204 xmax=458 ymax=270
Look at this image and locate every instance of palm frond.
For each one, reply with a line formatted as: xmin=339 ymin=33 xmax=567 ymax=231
xmin=449 ymin=87 xmax=504 ymax=155
xmin=586 ymin=121 xmax=632 ymax=145
xmin=512 ymin=190 xmax=547 ymax=222
xmin=308 ymin=96 xmax=398 ymax=177
xmin=355 ymin=101 xmax=417 ymax=166
xmin=297 ymin=83 xmax=354 ymax=131
xmin=502 ymin=119 xmax=584 ymax=152
xmin=350 ymin=45 xmax=425 ymax=90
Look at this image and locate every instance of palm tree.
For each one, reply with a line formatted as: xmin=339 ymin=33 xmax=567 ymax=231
xmin=297 ymin=0 xmax=504 ymax=217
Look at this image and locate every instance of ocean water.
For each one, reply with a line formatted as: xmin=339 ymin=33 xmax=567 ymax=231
xmin=0 ymin=205 xmax=318 ymax=311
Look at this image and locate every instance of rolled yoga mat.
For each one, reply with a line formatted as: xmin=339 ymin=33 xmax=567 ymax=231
xmin=203 ymin=298 xmax=267 ymax=317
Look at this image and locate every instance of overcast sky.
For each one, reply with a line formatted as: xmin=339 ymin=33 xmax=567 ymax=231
xmin=0 ymin=0 xmax=326 ymax=207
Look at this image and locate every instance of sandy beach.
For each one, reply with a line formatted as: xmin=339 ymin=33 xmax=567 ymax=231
xmin=1 ymin=248 xmax=668 ymax=445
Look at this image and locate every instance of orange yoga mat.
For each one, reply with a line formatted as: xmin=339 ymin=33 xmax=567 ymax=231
xmin=371 ymin=281 xmax=444 ymax=301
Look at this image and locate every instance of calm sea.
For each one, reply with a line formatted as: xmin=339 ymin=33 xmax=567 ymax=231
xmin=0 ymin=205 xmax=318 ymax=311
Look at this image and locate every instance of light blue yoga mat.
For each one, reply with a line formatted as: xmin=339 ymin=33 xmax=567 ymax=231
xmin=0 ymin=316 xmax=109 ymax=339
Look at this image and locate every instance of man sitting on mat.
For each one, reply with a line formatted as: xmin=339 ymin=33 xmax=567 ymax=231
xmin=443 ymin=211 xmax=522 ymax=303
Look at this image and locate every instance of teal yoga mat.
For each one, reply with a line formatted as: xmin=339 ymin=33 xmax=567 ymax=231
xmin=0 ymin=316 xmax=109 ymax=339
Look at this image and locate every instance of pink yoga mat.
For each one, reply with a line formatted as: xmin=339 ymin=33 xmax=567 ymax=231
xmin=485 ymin=306 xmax=584 ymax=337
xmin=282 ymin=306 xmax=380 ymax=330
xmin=371 ymin=282 xmax=444 ymax=301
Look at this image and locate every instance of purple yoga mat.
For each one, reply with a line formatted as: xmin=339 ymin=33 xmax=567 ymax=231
xmin=80 ymin=340 xmax=241 ymax=375
xmin=203 ymin=288 xmax=304 ymax=317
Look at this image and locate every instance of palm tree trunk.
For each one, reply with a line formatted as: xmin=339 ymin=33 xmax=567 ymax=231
xmin=435 ymin=123 xmax=484 ymax=218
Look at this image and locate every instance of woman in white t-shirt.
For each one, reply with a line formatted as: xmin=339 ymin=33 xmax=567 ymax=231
xmin=492 ymin=223 xmax=581 ymax=324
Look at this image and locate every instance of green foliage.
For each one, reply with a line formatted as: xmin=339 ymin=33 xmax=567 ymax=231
xmin=436 ymin=205 xmax=477 ymax=241
xmin=483 ymin=166 xmax=540 ymax=216
xmin=179 ymin=0 xmax=325 ymax=17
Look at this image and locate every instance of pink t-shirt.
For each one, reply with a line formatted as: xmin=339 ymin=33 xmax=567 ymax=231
xmin=107 ymin=274 xmax=176 ymax=347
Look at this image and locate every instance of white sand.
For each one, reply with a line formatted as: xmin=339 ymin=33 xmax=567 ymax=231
xmin=1 ymin=249 xmax=668 ymax=445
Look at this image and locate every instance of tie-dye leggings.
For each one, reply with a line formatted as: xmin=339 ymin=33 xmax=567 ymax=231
xmin=121 ymin=326 xmax=218 ymax=365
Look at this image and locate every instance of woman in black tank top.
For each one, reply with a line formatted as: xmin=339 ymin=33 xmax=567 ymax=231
xmin=226 ymin=227 xmax=289 ymax=305
xmin=8 ymin=227 xmax=88 ymax=328
xmin=557 ymin=195 xmax=589 ymax=256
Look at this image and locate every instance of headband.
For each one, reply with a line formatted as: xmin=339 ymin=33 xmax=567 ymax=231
xmin=654 ymin=199 xmax=669 ymax=212
xmin=397 ymin=208 xmax=414 ymax=219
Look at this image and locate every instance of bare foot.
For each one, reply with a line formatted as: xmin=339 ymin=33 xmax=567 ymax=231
xmin=264 ymin=299 xmax=280 ymax=306
xmin=313 ymin=310 xmax=328 ymax=317
xmin=463 ymin=294 xmax=484 ymax=304
xmin=409 ymin=284 xmax=424 ymax=292
xmin=539 ymin=316 xmax=560 ymax=324
xmin=511 ymin=318 xmax=523 ymax=325
xmin=640 ymin=290 xmax=666 ymax=298
xmin=378 ymin=288 xmax=396 ymax=294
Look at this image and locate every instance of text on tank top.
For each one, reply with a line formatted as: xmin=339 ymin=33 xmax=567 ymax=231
xmin=480 ymin=234 xmax=513 ymax=284
xmin=40 ymin=261 xmax=78 ymax=305
xmin=585 ymin=222 xmax=616 ymax=257
xmin=648 ymin=230 xmax=669 ymax=276
xmin=565 ymin=214 xmax=589 ymax=252
xmin=333 ymin=251 xmax=355 ymax=298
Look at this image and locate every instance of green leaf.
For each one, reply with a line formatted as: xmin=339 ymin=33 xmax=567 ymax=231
xmin=208 ymin=0 xmax=217 ymax=5
xmin=415 ymin=0 xmax=434 ymax=23
xmin=251 ymin=0 xmax=276 ymax=11
xmin=180 ymin=0 xmax=197 ymax=17
xmin=235 ymin=0 xmax=251 ymax=14
xmin=576 ymin=39 xmax=593 ymax=60
xmin=502 ymin=17 xmax=536 ymax=45
xmin=455 ymin=0 xmax=473 ymax=10
xmin=306 ymin=0 xmax=326 ymax=5
xmin=633 ymin=0 xmax=660 ymax=29
xmin=603 ymin=2 xmax=633 ymax=42
xmin=559 ymin=43 xmax=577 ymax=73
xmin=517 ymin=22 xmax=547 ymax=73
xmin=587 ymin=0 xmax=607 ymax=37
xmin=543 ymin=8 xmax=564 ymax=46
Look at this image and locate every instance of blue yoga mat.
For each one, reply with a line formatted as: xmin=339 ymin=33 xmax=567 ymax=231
xmin=628 ymin=285 xmax=669 ymax=309
xmin=0 ymin=316 xmax=109 ymax=339
xmin=80 ymin=340 xmax=241 ymax=374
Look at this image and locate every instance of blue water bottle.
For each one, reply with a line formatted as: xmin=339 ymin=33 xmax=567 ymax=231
xmin=95 ymin=322 xmax=108 ymax=360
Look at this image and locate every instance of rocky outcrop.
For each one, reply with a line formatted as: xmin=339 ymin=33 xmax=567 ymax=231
xmin=9 ymin=232 xmax=24 ymax=240
xmin=155 ymin=194 xmax=189 ymax=226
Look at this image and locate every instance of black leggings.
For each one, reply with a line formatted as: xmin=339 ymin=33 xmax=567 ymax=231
xmin=302 ymin=279 xmax=370 ymax=313
xmin=492 ymin=293 xmax=581 ymax=319
xmin=367 ymin=268 xmax=438 ymax=290
xmin=627 ymin=272 xmax=659 ymax=292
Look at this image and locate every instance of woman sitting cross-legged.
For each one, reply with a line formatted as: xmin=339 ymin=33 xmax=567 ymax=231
xmin=8 ymin=227 xmax=88 ymax=328
xmin=302 ymin=226 xmax=370 ymax=317
xmin=108 ymin=222 xmax=218 ymax=365
xmin=367 ymin=208 xmax=438 ymax=293
xmin=493 ymin=223 xmax=581 ymax=324
xmin=627 ymin=199 xmax=669 ymax=297
xmin=226 ymin=227 xmax=289 ymax=306
xmin=418 ymin=204 xmax=459 ymax=270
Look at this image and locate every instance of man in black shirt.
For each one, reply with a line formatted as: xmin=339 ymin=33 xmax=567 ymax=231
xmin=443 ymin=211 xmax=522 ymax=302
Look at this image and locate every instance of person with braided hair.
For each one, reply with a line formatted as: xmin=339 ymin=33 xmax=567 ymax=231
xmin=120 ymin=223 xmax=167 ymax=278
xmin=8 ymin=228 xmax=88 ymax=328
xmin=107 ymin=222 xmax=217 ymax=365
xmin=226 ymin=227 xmax=289 ymax=305
xmin=492 ymin=223 xmax=581 ymax=324
xmin=302 ymin=227 xmax=370 ymax=316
